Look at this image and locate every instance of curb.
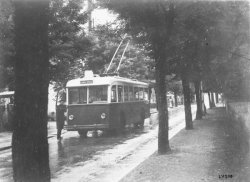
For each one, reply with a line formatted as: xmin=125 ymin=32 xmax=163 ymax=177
xmin=0 ymin=131 xmax=67 ymax=152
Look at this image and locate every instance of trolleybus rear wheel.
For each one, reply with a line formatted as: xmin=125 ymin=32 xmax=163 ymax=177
xmin=78 ymin=130 xmax=88 ymax=138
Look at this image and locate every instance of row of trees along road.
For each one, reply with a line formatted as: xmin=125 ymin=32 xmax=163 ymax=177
xmin=0 ymin=0 xmax=249 ymax=181
xmin=102 ymin=0 xmax=250 ymax=153
xmin=1 ymin=0 xmax=153 ymax=180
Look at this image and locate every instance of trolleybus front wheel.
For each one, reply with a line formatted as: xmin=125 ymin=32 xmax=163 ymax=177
xmin=78 ymin=130 xmax=88 ymax=138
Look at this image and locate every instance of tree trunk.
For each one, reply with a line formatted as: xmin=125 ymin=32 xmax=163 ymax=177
xmin=200 ymin=82 xmax=206 ymax=116
xmin=12 ymin=1 xmax=50 ymax=181
xmin=182 ymin=77 xmax=193 ymax=129
xmin=155 ymin=1 xmax=175 ymax=154
xmin=194 ymin=81 xmax=202 ymax=120
xmin=154 ymin=86 xmax=159 ymax=111
xmin=174 ymin=91 xmax=178 ymax=107
xmin=202 ymin=102 xmax=207 ymax=115
xmin=208 ymin=91 xmax=212 ymax=109
xmin=211 ymin=92 xmax=215 ymax=107
xmin=202 ymin=94 xmax=206 ymax=115
xmin=155 ymin=59 xmax=170 ymax=154
xmin=215 ymin=93 xmax=219 ymax=103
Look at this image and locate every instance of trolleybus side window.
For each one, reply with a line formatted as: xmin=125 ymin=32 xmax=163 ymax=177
xmin=139 ymin=87 xmax=144 ymax=100
xmin=129 ymin=86 xmax=133 ymax=101
xmin=144 ymin=88 xmax=149 ymax=101
xmin=118 ymin=85 xmax=123 ymax=102
xmin=134 ymin=87 xmax=139 ymax=100
xmin=111 ymin=85 xmax=117 ymax=102
xmin=89 ymin=86 xmax=107 ymax=103
xmin=69 ymin=88 xmax=80 ymax=104
xmin=124 ymin=86 xmax=129 ymax=101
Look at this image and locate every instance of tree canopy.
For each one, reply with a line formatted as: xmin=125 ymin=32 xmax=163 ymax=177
xmin=48 ymin=0 xmax=91 ymax=92
xmin=0 ymin=0 xmax=14 ymax=89
xmin=85 ymin=22 xmax=154 ymax=80
xmin=0 ymin=0 xmax=92 ymax=92
xmin=98 ymin=0 xmax=250 ymax=153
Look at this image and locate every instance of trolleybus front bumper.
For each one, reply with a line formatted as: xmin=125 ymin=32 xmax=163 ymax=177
xmin=64 ymin=124 xmax=109 ymax=131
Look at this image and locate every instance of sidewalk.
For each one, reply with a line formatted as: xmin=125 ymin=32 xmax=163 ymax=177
xmin=0 ymin=121 xmax=58 ymax=151
xmin=120 ymin=107 xmax=250 ymax=182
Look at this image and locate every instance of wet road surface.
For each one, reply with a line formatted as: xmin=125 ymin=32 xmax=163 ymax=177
xmin=0 ymin=105 xmax=194 ymax=182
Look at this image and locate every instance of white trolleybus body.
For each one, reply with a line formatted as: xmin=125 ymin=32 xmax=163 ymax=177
xmin=65 ymin=71 xmax=150 ymax=136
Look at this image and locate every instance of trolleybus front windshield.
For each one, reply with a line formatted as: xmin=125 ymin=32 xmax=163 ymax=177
xmin=89 ymin=86 xmax=107 ymax=103
xmin=68 ymin=86 xmax=107 ymax=104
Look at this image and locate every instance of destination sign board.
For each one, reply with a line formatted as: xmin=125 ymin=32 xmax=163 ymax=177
xmin=80 ymin=80 xmax=93 ymax=84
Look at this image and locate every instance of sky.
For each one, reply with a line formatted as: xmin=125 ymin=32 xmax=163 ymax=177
xmin=91 ymin=8 xmax=117 ymax=26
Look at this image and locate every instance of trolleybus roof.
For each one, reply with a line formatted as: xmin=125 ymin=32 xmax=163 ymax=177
xmin=66 ymin=75 xmax=148 ymax=88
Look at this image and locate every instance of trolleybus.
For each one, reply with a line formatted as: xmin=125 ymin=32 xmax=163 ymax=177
xmin=64 ymin=71 xmax=150 ymax=137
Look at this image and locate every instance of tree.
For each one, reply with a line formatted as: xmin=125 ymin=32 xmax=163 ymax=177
xmin=181 ymin=76 xmax=193 ymax=129
xmin=12 ymin=1 xmax=50 ymax=181
xmin=170 ymin=1 xmax=249 ymax=120
xmin=49 ymin=0 xmax=91 ymax=93
xmin=100 ymin=0 xmax=249 ymax=153
xmin=85 ymin=23 xmax=154 ymax=81
xmin=172 ymin=1 xmax=226 ymax=124
xmin=103 ymin=0 xmax=176 ymax=153
xmin=167 ymin=79 xmax=182 ymax=107
xmin=0 ymin=0 xmax=14 ymax=90
xmin=213 ymin=2 xmax=250 ymax=101
xmin=194 ymin=1 xmax=250 ymax=103
xmin=85 ymin=23 xmax=125 ymax=74
xmin=194 ymin=80 xmax=202 ymax=119
xmin=0 ymin=0 xmax=91 ymax=92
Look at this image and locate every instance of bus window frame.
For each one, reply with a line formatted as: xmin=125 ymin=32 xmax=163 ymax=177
xmin=129 ymin=86 xmax=134 ymax=101
xmin=139 ymin=87 xmax=144 ymax=101
xmin=88 ymin=85 xmax=108 ymax=104
xmin=79 ymin=87 xmax=88 ymax=104
xmin=68 ymin=87 xmax=80 ymax=105
xmin=143 ymin=88 xmax=149 ymax=101
xmin=67 ymin=85 xmax=109 ymax=105
xmin=124 ymin=85 xmax=129 ymax=102
xmin=117 ymin=85 xmax=124 ymax=103
xmin=111 ymin=85 xmax=117 ymax=103
xmin=67 ymin=81 xmax=149 ymax=105
xmin=134 ymin=87 xmax=139 ymax=100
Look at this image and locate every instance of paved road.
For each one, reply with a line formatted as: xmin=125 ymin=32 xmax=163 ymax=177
xmin=0 ymin=105 xmax=196 ymax=182
xmin=53 ymin=105 xmax=196 ymax=182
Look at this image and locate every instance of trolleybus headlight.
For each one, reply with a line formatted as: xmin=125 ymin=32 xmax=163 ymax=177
xmin=64 ymin=120 xmax=68 ymax=125
xmin=69 ymin=115 xmax=74 ymax=120
xmin=101 ymin=113 xmax=106 ymax=119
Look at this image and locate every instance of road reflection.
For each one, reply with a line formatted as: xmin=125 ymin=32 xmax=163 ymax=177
xmin=49 ymin=125 xmax=153 ymax=178
xmin=0 ymin=116 xmax=157 ymax=181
